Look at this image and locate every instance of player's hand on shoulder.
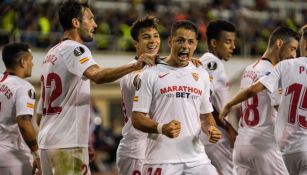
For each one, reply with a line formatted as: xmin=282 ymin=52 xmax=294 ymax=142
xmin=162 ymin=120 xmax=181 ymax=138
xmin=207 ymin=126 xmax=222 ymax=143
xmin=190 ymin=57 xmax=202 ymax=67
xmin=134 ymin=53 xmax=157 ymax=69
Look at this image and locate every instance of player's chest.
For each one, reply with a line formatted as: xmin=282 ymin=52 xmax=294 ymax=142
xmin=154 ymin=71 xmax=204 ymax=99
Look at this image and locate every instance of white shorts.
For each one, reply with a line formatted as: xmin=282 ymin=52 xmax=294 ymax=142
xmin=0 ymin=165 xmax=32 ymax=175
xmin=233 ymin=145 xmax=288 ymax=175
xmin=40 ymin=147 xmax=90 ymax=175
xmin=116 ymin=155 xmax=145 ymax=175
xmin=143 ymin=160 xmax=218 ymax=175
xmin=283 ymin=151 xmax=307 ymax=175
xmin=0 ymin=148 xmax=33 ymax=175
xmin=205 ymin=141 xmax=233 ymax=175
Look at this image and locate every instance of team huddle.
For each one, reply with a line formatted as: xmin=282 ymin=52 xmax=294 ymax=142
xmin=0 ymin=1 xmax=307 ymax=175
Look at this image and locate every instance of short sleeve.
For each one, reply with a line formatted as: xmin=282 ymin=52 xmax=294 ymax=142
xmin=16 ymin=84 xmax=36 ymax=117
xmin=259 ymin=62 xmax=282 ymax=93
xmin=132 ymin=69 xmax=154 ymax=114
xmin=64 ymin=45 xmax=97 ymax=77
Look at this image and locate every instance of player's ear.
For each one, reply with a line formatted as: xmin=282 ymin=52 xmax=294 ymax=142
xmin=132 ymin=40 xmax=138 ymax=48
xmin=72 ymin=18 xmax=80 ymax=28
xmin=168 ymin=36 xmax=172 ymax=48
xmin=19 ymin=54 xmax=27 ymax=68
xmin=210 ymin=39 xmax=217 ymax=49
xmin=276 ymin=38 xmax=283 ymax=49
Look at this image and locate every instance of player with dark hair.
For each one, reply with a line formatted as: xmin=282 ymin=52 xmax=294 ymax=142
xmin=220 ymin=25 xmax=307 ymax=175
xmin=199 ymin=19 xmax=237 ymax=175
xmin=36 ymin=1 xmax=155 ymax=174
xmin=233 ymin=26 xmax=299 ymax=175
xmin=0 ymin=43 xmax=41 ymax=175
xmin=131 ymin=20 xmax=221 ymax=175
xmin=116 ymin=15 xmax=160 ymax=175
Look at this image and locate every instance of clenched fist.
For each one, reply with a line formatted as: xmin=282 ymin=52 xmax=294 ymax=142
xmin=162 ymin=120 xmax=181 ymax=138
xmin=207 ymin=126 xmax=222 ymax=143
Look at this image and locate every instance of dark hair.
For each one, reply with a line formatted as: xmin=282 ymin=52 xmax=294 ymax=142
xmin=58 ymin=0 xmax=89 ymax=30
xmin=2 ymin=43 xmax=30 ymax=69
xmin=268 ymin=26 xmax=300 ymax=47
xmin=206 ymin=20 xmax=236 ymax=44
xmin=170 ymin=20 xmax=198 ymax=38
xmin=130 ymin=15 xmax=159 ymax=41
xmin=299 ymin=25 xmax=307 ymax=40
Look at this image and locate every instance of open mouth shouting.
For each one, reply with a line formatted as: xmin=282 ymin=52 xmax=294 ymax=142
xmin=178 ymin=50 xmax=189 ymax=61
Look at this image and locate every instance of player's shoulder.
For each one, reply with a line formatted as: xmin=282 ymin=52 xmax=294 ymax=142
xmin=59 ymin=40 xmax=90 ymax=56
xmin=199 ymin=52 xmax=222 ymax=72
xmin=16 ymin=77 xmax=34 ymax=90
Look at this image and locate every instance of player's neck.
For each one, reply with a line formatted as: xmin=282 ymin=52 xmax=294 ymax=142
xmin=63 ymin=30 xmax=83 ymax=44
xmin=262 ymin=49 xmax=278 ymax=65
xmin=4 ymin=68 xmax=25 ymax=78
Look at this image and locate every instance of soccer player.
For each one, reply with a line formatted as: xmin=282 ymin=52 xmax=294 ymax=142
xmin=0 ymin=43 xmax=41 ymax=175
xmin=220 ymin=25 xmax=307 ymax=175
xmin=116 ymin=15 xmax=160 ymax=175
xmin=131 ymin=20 xmax=221 ymax=175
xmin=36 ymin=1 xmax=155 ymax=175
xmin=234 ymin=26 xmax=299 ymax=175
xmin=199 ymin=20 xmax=237 ymax=175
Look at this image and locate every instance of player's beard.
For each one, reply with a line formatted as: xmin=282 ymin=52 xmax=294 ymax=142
xmin=79 ymin=27 xmax=94 ymax=42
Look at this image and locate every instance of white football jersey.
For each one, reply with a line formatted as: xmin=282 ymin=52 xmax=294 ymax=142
xmin=38 ymin=40 xmax=97 ymax=149
xmin=259 ymin=57 xmax=307 ymax=154
xmin=237 ymin=59 xmax=281 ymax=147
xmin=0 ymin=73 xmax=35 ymax=165
xmin=199 ymin=52 xmax=230 ymax=144
xmin=132 ymin=62 xmax=213 ymax=164
xmin=117 ymin=59 xmax=147 ymax=159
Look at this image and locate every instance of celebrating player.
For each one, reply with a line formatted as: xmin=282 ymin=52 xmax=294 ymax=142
xmin=131 ymin=20 xmax=221 ymax=175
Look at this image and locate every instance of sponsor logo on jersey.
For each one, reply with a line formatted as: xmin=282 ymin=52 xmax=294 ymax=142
xmin=28 ymin=89 xmax=35 ymax=99
xmin=134 ymin=76 xmax=141 ymax=90
xmin=160 ymin=86 xmax=202 ymax=96
xmin=79 ymin=57 xmax=89 ymax=64
xmin=74 ymin=46 xmax=85 ymax=56
xmin=265 ymin=71 xmax=271 ymax=76
xmin=191 ymin=72 xmax=199 ymax=81
xmin=207 ymin=61 xmax=217 ymax=71
xmin=26 ymin=103 xmax=34 ymax=109
xmin=158 ymin=73 xmax=169 ymax=79
xmin=133 ymin=96 xmax=139 ymax=102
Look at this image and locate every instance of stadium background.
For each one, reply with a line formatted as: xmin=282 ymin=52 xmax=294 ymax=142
xmin=0 ymin=0 xmax=306 ymax=174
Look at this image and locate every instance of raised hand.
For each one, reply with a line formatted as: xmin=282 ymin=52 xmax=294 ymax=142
xmin=134 ymin=53 xmax=157 ymax=69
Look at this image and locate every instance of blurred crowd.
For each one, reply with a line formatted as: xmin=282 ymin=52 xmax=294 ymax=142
xmin=0 ymin=0 xmax=307 ymax=56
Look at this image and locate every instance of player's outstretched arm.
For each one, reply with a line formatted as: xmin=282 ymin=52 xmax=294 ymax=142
xmin=219 ymin=81 xmax=265 ymax=121
xmin=200 ymin=113 xmax=222 ymax=143
xmin=131 ymin=111 xmax=181 ymax=138
xmin=16 ymin=115 xmax=41 ymax=174
xmin=84 ymin=54 xmax=156 ymax=84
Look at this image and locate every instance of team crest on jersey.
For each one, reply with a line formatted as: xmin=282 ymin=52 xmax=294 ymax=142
xmin=207 ymin=61 xmax=217 ymax=71
xmin=191 ymin=73 xmax=199 ymax=81
xmin=74 ymin=46 xmax=85 ymax=56
xmin=28 ymin=89 xmax=35 ymax=99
